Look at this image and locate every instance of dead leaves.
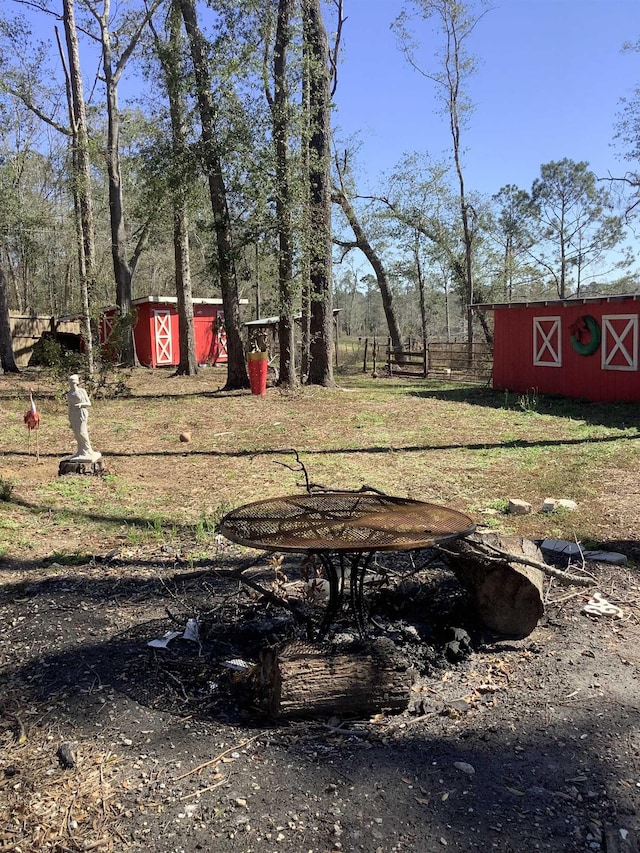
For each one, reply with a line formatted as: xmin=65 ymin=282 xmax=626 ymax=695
xmin=1 ymin=742 xmax=124 ymax=852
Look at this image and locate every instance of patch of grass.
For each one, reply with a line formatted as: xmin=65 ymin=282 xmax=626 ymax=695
xmin=486 ymin=499 xmax=509 ymax=513
xmin=1 ymin=368 xmax=640 ymax=563
xmin=45 ymin=552 xmax=93 ymax=567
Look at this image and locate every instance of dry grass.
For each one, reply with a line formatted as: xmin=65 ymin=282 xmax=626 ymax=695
xmin=1 ymin=366 xmax=639 ymax=564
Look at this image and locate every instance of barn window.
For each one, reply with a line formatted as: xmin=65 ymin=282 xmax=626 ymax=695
xmin=601 ymin=315 xmax=638 ymax=371
xmin=533 ymin=317 xmax=562 ymax=367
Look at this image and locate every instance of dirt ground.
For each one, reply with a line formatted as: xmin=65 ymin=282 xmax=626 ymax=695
xmin=2 ymin=369 xmax=640 ymax=852
xmin=1 ymin=539 xmax=640 ymax=853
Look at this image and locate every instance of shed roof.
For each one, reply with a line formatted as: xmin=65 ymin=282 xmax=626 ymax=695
xmin=245 ymin=308 xmax=342 ymax=328
xmin=470 ymin=292 xmax=640 ymax=311
xmin=131 ymin=295 xmax=249 ymax=306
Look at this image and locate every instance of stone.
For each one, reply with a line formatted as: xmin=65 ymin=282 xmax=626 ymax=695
xmin=508 ymin=498 xmax=532 ymax=515
xmin=541 ymin=539 xmax=582 ymax=558
xmin=58 ymin=457 xmax=106 ymax=477
xmin=540 ymin=540 xmax=628 ymax=565
xmin=582 ymin=550 xmax=628 ymax=565
xmin=556 ymin=499 xmax=578 ymax=511
xmin=542 ymin=498 xmax=578 ymax=512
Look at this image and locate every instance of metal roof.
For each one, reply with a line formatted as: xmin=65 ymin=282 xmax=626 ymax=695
xmin=131 ymin=295 xmax=249 ymax=306
xmin=471 ymin=293 xmax=640 ymax=311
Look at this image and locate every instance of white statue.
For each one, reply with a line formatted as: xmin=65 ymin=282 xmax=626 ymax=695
xmin=66 ymin=374 xmax=100 ymax=461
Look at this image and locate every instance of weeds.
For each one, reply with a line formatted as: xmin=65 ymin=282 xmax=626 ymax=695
xmin=194 ymin=517 xmax=218 ymax=544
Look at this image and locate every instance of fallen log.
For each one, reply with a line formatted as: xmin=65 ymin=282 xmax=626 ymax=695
xmin=247 ymin=638 xmax=415 ymax=718
xmin=446 ymin=533 xmax=546 ymax=638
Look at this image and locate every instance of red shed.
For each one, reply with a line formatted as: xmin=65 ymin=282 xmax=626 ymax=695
xmin=100 ymin=296 xmax=244 ymax=368
xmin=473 ymin=294 xmax=640 ymax=403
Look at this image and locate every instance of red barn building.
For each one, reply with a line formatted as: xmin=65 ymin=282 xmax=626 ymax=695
xmin=100 ymin=296 xmax=247 ymax=368
xmin=474 ymin=294 xmax=640 ymax=403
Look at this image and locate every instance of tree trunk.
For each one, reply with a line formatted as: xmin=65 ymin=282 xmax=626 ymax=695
xmin=179 ymin=0 xmax=249 ymax=391
xmin=448 ymin=532 xmax=545 ymax=638
xmin=61 ymin=0 xmax=96 ymax=375
xmin=247 ymin=638 xmax=415 ymax=718
xmin=300 ymin=33 xmax=311 ymax=382
xmin=303 ymin=0 xmax=334 ymax=387
xmin=88 ymin=1 xmax=163 ymax=367
xmin=334 ymin=180 xmax=404 ymax=360
xmin=162 ymin=1 xmax=197 ymax=376
xmin=413 ymin=230 xmax=429 ymax=361
xmin=0 ymin=267 xmax=19 ymax=373
xmin=174 ymin=210 xmax=197 ymax=375
xmin=273 ymin=0 xmax=297 ymax=387
xmin=99 ymin=17 xmax=135 ymax=366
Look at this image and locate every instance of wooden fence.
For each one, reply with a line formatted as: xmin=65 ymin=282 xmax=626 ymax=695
xmin=385 ymin=339 xmax=493 ymax=383
xmin=9 ymin=313 xmax=81 ymax=368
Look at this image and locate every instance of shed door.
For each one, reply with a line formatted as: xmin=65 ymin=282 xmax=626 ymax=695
xmin=153 ymin=310 xmax=173 ymax=365
xmin=215 ymin=312 xmax=228 ymax=363
xmin=100 ymin=313 xmax=114 ymax=344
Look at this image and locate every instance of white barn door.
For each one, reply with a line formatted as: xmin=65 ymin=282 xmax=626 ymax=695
xmin=153 ymin=310 xmax=174 ymax=365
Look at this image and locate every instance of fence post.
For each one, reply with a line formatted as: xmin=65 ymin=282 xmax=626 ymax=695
xmin=363 ymin=338 xmax=368 ymax=373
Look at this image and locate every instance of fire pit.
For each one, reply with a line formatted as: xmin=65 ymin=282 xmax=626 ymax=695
xmin=219 ymin=491 xmax=476 ymax=637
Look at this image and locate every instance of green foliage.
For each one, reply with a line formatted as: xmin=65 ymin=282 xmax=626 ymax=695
xmin=487 ymin=498 xmax=509 ymax=513
xmin=0 ymin=477 xmax=14 ymax=501
xmin=530 ymin=158 xmax=628 ymax=296
xmin=194 ymin=516 xmax=218 ymax=545
xmin=29 ymin=336 xmax=86 ymax=381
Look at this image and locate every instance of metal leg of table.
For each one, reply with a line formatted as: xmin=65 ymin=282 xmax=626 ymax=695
xmin=349 ymin=551 xmax=374 ymax=635
xmin=315 ymin=551 xmax=373 ymax=638
xmin=315 ymin=552 xmax=343 ymax=638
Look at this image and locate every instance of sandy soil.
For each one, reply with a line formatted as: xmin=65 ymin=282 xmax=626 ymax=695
xmin=1 ymin=538 xmax=640 ymax=853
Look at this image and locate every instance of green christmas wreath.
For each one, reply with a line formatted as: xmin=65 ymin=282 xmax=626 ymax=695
xmin=569 ymin=315 xmax=601 ymax=356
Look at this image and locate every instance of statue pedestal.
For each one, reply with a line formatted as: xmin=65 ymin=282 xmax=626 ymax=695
xmin=58 ymin=452 xmax=105 ymax=477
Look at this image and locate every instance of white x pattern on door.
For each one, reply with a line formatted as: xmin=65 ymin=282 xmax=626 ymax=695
xmin=101 ymin=314 xmax=114 ymax=342
xmin=533 ymin=317 xmax=561 ymax=367
xmin=601 ymin=314 xmax=638 ymax=371
xmin=154 ymin=310 xmax=173 ymax=365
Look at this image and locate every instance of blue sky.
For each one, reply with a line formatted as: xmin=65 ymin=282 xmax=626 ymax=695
xmin=333 ymin=0 xmax=640 ymax=200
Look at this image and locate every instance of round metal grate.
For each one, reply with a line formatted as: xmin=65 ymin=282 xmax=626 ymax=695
xmin=219 ymin=492 xmax=475 ymax=554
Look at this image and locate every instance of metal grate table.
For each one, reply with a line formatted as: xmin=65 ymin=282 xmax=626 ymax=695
xmin=219 ymin=492 xmax=476 ymax=637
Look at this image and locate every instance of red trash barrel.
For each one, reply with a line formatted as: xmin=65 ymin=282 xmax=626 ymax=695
xmin=247 ymin=351 xmax=268 ymax=396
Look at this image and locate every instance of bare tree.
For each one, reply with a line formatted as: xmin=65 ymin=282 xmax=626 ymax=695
xmin=333 ymin=149 xmax=404 ymax=360
xmin=1 ymin=4 xmax=96 ymax=372
xmin=150 ymin=1 xmax=197 ymax=375
xmin=394 ymin=0 xmax=488 ymax=357
xmin=82 ymin=0 xmax=161 ymax=366
xmin=179 ymin=0 xmax=249 ymax=390
xmin=59 ymin=0 xmax=95 ymax=374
